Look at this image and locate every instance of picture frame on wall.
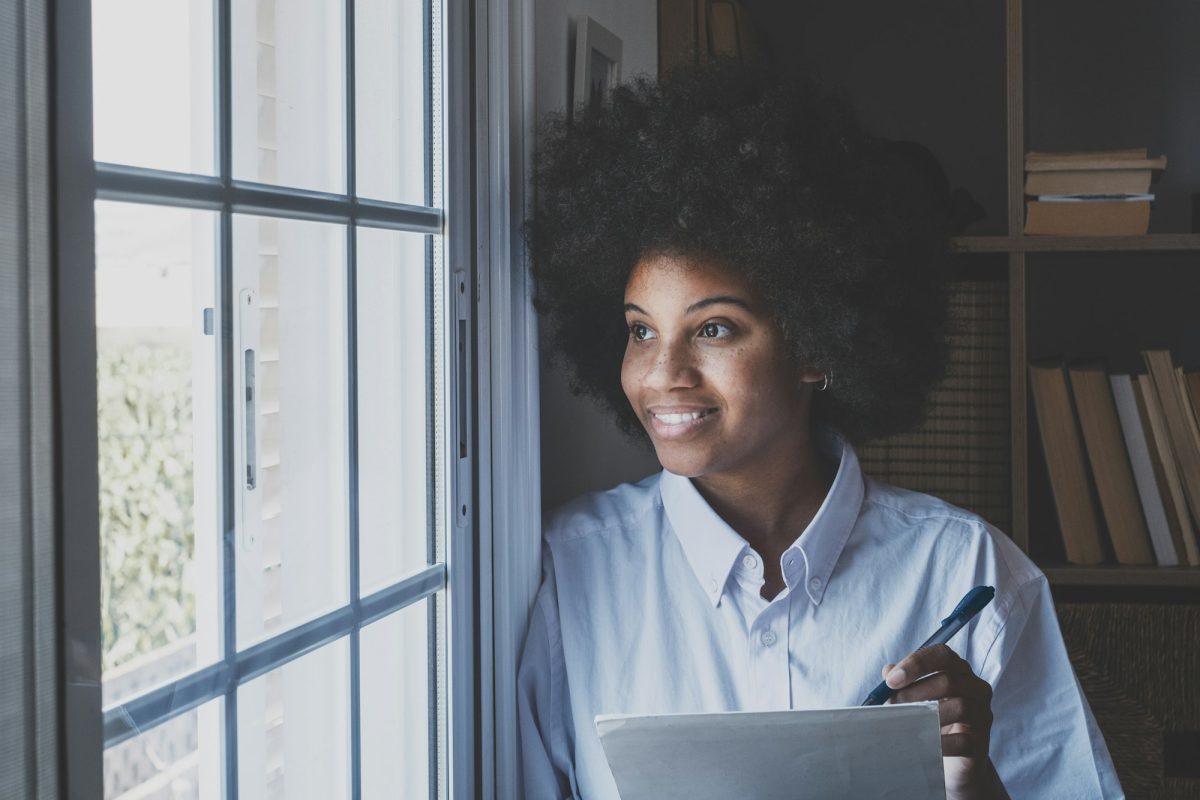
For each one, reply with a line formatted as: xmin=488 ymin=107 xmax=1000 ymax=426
xmin=572 ymin=16 xmax=623 ymax=121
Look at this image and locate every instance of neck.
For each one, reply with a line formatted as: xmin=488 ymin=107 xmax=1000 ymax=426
xmin=691 ymin=426 xmax=837 ymax=560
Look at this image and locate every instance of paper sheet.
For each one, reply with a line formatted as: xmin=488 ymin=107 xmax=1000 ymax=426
xmin=595 ymin=703 xmax=946 ymax=800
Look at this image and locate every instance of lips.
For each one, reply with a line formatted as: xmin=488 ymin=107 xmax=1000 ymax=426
xmin=647 ymin=406 xmax=719 ymax=440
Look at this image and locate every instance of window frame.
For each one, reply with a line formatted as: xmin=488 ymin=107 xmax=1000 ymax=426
xmin=54 ymin=0 xmax=482 ymax=796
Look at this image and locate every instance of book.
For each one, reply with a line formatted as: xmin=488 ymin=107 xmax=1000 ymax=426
xmin=1025 ymin=169 xmax=1154 ymax=196
xmin=1134 ymin=374 xmax=1198 ymax=565
xmin=1068 ymin=363 xmax=1154 ymax=565
xmin=1029 ymin=359 xmax=1106 ymax=564
xmin=1025 ymin=148 xmax=1148 ymax=163
xmin=1035 ymin=194 xmax=1154 ymax=202
xmin=1188 ymin=372 xmax=1200 ymax=418
xmin=1025 ymin=149 xmax=1167 ymax=172
xmin=1110 ymin=374 xmax=1179 ymax=565
xmin=1141 ymin=350 xmax=1200 ymax=565
xmin=1024 ymin=199 xmax=1150 ymax=235
xmin=1174 ymin=364 xmax=1200 ymax=511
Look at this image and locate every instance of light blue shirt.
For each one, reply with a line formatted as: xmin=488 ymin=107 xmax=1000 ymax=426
xmin=518 ymin=426 xmax=1123 ymax=799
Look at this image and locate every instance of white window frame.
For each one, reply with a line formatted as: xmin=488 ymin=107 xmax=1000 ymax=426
xmin=53 ymin=0 xmax=486 ymax=797
xmin=475 ymin=0 xmax=542 ymax=797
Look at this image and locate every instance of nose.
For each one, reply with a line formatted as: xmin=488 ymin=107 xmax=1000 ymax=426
xmin=643 ymin=336 xmax=700 ymax=392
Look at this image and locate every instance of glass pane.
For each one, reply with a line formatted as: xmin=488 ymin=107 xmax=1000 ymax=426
xmin=361 ymin=601 xmax=430 ymax=799
xmin=232 ymin=0 xmax=345 ymax=193
xmin=103 ymin=697 xmax=223 ymax=799
xmin=233 ymin=215 xmax=348 ymax=647
xmin=92 ymin=0 xmax=214 ymax=174
xmin=357 ymin=228 xmax=429 ymax=592
xmin=355 ymin=0 xmax=426 ymax=204
xmin=238 ymin=639 xmax=350 ymax=799
xmin=96 ymin=201 xmax=220 ymax=706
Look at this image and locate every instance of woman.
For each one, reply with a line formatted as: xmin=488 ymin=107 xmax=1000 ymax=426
xmin=519 ymin=61 xmax=1121 ymax=799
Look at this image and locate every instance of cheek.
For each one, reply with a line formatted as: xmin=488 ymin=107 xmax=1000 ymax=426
xmin=715 ymin=345 xmax=794 ymax=416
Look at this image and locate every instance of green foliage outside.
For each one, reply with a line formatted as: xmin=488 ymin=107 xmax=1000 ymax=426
xmin=98 ymin=335 xmax=196 ymax=673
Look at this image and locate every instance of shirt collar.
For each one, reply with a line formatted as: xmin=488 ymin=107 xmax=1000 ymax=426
xmin=659 ymin=425 xmax=865 ymax=608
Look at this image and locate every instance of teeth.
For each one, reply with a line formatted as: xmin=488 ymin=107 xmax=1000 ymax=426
xmin=654 ymin=411 xmax=707 ymax=424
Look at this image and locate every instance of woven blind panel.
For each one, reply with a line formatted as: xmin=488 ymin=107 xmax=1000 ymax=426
xmin=856 ymin=279 xmax=1012 ymax=534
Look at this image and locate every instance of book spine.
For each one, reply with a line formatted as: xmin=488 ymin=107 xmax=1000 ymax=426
xmin=1133 ymin=375 xmax=1192 ymax=564
xmin=1110 ymin=374 xmax=1179 ymax=566
xmin=1068 ymin=365 xmax=1154 ymax=565
xmin=1029 ymin=361 xmax=1106 ymax=565
xmin=1139 ymin=354 xmax=1200 ymax=566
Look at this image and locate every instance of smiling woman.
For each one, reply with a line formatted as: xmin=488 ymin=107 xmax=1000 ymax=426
xmin=520 ymin=59 xmax=1123 ymax=800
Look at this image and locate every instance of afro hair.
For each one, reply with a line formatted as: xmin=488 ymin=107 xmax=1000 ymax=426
xmin=527 ymin=59 xmax=958 ymax=445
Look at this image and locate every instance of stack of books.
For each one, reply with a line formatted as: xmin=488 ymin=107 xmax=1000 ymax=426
xmin=1024 ymin=149 xmax=1168 ymax=236
xmin=1029 ymin=349 xmax=1200 ymax=567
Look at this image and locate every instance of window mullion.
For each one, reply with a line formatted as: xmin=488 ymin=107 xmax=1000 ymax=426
xmin=215 ymin=0 xmax=239 ymax=795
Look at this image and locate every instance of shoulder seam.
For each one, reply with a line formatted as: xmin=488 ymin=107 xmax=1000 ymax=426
xmin=863 ymin=495 xmax=983 ymax=528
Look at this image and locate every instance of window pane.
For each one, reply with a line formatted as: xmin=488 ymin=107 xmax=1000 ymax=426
xmin=103 ymin=697 xmax=223 ymax=799
xmin=361 ymin=602 xmax=431 ymax=799
xmin=238 ymin=639 xmax=350 ymax=799
xmin=232 ymin=0 xmax=345 ymax=193
xmin=355 ymin=0 xmax=426 ymax=204
xmin=357 ymin=228 xmax=429 ymax=591
xmin=96 ymin=201 xmax=220 ymax=706
xmin=92 ymin=0 xmax=214 ymax=174
xmin=233 ymin=216 xmax=348 ymax=647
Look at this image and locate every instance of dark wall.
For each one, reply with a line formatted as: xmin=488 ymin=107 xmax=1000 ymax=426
xmin=742 ymin=0 xmax=1008 ymax=235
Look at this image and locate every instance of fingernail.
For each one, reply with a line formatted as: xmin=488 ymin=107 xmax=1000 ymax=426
xmin=887 ymin=667 xmax=907 ymax=687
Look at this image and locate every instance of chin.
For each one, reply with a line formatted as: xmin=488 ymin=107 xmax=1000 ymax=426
xmin=652 ymin=442 xmax=719 ymax=478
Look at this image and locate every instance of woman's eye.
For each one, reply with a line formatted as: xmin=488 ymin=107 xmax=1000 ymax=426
xmin=629 ymin=322 xmax=656 ymax=341
xmin=699 ymin=321 xmax=732 ymax=339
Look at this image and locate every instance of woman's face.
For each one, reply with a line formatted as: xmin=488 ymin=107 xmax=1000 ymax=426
xmin=621 ymin=252 xmax=824 ymax=478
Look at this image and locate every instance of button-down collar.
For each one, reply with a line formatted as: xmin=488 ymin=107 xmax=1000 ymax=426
xmin=660 ymin=425 xmax=865 ymax=608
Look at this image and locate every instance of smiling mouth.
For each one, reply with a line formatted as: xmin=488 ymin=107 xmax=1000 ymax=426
xmin=648 ymin=408 xmax=718 ymax=439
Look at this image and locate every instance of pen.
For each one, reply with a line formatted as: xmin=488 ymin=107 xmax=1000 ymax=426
xmin=860 ymin=585 xmax=995 ymax=706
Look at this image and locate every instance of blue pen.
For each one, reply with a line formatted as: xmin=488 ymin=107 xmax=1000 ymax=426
xmin=860 ymin=585 xmax=995 ymax=706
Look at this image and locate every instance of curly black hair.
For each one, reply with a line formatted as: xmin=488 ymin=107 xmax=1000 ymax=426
xmin=527 ymin=59 xmax=957 ymax=446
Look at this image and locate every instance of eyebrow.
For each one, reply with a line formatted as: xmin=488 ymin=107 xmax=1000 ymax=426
xmin=623 ymin=295 xmax=751 ymax=316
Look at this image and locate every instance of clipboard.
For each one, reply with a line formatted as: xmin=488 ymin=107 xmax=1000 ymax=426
xmin=595 ymin=702 xmax=946 ymax=799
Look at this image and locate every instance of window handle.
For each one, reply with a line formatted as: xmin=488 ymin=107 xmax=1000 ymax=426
xmin=244 ymin=347 xmax=257 ymax=490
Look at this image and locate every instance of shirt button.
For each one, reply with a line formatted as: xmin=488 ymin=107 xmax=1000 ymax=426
xmin=809 ymin=577 xmax=823 ymax=591
xmin=742 ymin=554 xmax=758 ymax=570
xmin=760 ymin=630 xmax=778 ymax=647
xmin=709 ymin=577 xmax=719 ymax=592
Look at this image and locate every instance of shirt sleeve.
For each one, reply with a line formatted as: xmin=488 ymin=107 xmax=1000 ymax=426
xmin=983 ymin=575 xmax=1125 ymax=799
xmin=517 ymin=550 xmax=579 ymax=800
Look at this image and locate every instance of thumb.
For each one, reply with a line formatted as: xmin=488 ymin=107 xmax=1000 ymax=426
xmin=882 ymin=662 xmax=895 ymax=679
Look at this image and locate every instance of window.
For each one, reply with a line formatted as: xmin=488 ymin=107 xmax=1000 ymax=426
xmin=82 ymin=0 xmax=474 ymax=797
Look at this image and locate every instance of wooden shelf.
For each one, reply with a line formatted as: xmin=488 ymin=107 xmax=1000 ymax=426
xmin=951 ymin=234 xmax=1200 ymax=254
xmin=1042 ymin=565 xmax=1200 ymax=588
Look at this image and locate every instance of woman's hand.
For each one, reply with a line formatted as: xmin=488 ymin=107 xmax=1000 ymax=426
xmin=882 ymin=644 xmax=1010 ymax=800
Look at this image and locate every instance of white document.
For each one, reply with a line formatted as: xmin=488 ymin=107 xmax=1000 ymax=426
xmin=595 ymin=703 xmax=946 ymax=800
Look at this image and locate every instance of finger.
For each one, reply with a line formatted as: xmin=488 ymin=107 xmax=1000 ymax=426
xmin=881 ymin=662 xmax=896 ymax=679
xmin=940 ymin=731 xmax=988 ymax=759
xmin=935 ymin=697 xmax=993 ymax=730
xmin=886 ymin=644 xmax=973 ymax=689
xmin=891 ymin=670 xmax=994 ymax=705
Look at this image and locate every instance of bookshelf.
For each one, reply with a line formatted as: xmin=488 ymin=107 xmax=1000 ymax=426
xmin=979 ymin=0 xmax=1200 ymax=589
xmin=747 ymin=0 xmax=1200 ymax=590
